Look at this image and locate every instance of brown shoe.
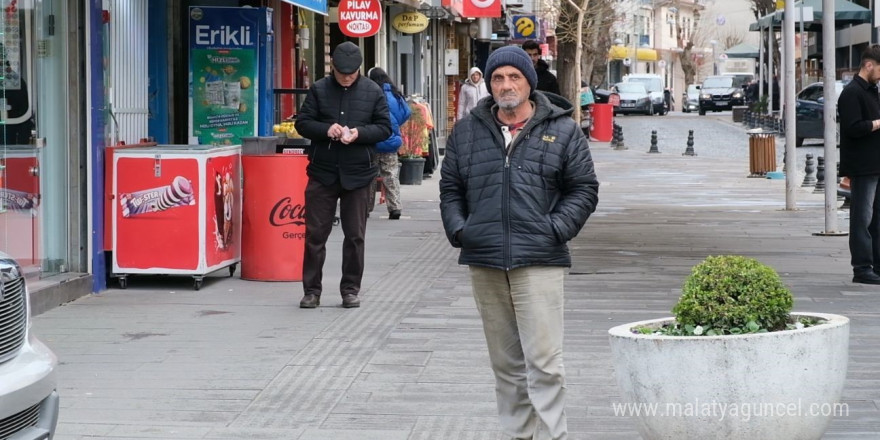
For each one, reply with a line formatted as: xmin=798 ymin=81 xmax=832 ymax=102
xmin=341 ymin=294 xmax=360 ymax=308
xmin=300 ymin=294 xmax=320 ymax=308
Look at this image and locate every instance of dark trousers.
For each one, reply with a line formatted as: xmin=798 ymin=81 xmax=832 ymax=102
xmin=849 ymin=175 xmax=880 ymax=274
xmin=302 ymin=179 xmax=370 ymax=297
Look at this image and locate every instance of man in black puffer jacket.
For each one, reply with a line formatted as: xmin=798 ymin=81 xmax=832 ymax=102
xmin=295 ymin=42 xmax=391 ymax=309
xmin=440 ymin=46 xmax=599 ymax=440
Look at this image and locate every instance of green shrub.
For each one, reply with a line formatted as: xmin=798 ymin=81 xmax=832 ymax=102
xmin=672 ymin=255 xmax=793 ymax=334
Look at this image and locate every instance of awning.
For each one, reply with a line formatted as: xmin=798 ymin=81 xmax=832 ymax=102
xmin=608 ymin=45 xmax=658 ymax=62
xmin=281 ymin=0 xmax=328 ymax=15
xmin=725 ymin=42 xmax=760 ymax=59
xmin=748 ymin=0 xmax=870 ymax=32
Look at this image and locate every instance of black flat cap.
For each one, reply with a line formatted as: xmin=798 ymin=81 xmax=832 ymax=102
xmin=332 ymin=42 xmax=362 ymax=74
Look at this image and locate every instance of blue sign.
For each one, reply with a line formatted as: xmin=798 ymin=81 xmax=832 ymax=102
xmin=281 ymin=0 xmax=328 ymax=16
xmin=512 ymin=15 xmax=537 ymax=39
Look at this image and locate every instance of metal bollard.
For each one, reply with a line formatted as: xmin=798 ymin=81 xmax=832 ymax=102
xmin=648 ymin=130 xmax=660 ymax=153
xmin=813 ymin=156 xmax=825 ymax=193
xmin=801 ymin=153 xmax=816 ymax=187
xmin=615 ymin=125 xmax=627 ymax=150
xmin=683 ymin=130 xmax=696 ymax=156
xmin=610 ymin=123 xmax=619 ymax=149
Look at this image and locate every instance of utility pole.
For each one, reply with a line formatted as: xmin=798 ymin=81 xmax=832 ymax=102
xmin=784 ymin=0 xmax=797 ymax=209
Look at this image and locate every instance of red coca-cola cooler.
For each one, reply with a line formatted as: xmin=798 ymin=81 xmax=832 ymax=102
xmin=240 ymin=147 xmax=308 ymax=281
xmin=108 ymin=144 xmax=241 ymax=290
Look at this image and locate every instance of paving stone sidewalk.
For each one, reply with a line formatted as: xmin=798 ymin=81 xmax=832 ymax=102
xmin=33 ymin=144 xmax=879 ymax=439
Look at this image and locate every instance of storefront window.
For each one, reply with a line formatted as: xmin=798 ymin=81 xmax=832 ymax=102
xmin=0 ymin=0 xmax=69 ymax=277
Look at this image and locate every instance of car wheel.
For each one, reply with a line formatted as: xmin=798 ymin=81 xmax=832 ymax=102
xmin=795 ymin=137 xmax=804 ymax=147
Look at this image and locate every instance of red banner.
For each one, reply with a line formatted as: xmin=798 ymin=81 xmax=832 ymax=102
xmin=452 ymin=0 xmax=500 ymax=18
xmin=338 ymin=0 xmax=382 ymax=38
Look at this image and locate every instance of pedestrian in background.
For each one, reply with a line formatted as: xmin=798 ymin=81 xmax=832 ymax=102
xmin=295 ymin=41 xmax=391 ymax=308
xmin=839 ymin=44 xmax=880 ymax=285
xmin=439 ymin=45 xmax=599 ymax=439
xmin=368 ymin=66 xmax=411 ymax=220
xmin=522 ymin=40 xmax=560 ymax=95
xmin=457 ymin=66 xmax=489 ymax=121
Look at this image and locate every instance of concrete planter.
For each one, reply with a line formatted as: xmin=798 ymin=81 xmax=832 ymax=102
xmin=608 ymin=312 xmax=849 ymax=440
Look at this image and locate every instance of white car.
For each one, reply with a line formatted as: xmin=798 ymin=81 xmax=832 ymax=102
xmin=622 ymin=73 xmax=669 ymax=115
xmin=0 ymin=252 xmax=59 ymax=439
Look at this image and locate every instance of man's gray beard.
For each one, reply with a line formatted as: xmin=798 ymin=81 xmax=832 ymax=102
xmin=498 ymin=96 xmax=524 ymax=113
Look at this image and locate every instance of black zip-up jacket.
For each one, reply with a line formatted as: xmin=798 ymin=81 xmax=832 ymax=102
xmin=535 ymin=59 xmax=560 ymax=95
xmin=295 ymin=74 xmax=392 ymax=189
xmin=439 ymin=91 xmax=599 ymax=270
xmin=839 ymin=75 xmax=880 ymax=177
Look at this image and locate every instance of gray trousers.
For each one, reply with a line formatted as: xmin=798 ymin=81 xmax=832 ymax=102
xmin=469 ymin=265 xmax=568 ymax=440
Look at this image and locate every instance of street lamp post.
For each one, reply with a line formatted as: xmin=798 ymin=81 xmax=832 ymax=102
xmin=632 ymin=16 xmax=640 ymax=75
xmin=710 ymin=40 xmax=718 ymax=75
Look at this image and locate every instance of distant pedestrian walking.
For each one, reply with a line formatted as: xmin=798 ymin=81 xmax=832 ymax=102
xmin=522 ymin=40 xmax=560 ymax=95
xmin=839 ymin=44 xmax=880 ymax=285
xmin=440 ymin=45 xmax=599 ymax=439
xmin=367 ymin=67 xmax=411 ymax=219
xmin=295 ymin=42 xmax=392 ymax=308
xmin=457 ymin=66 xmax=489 ymax=121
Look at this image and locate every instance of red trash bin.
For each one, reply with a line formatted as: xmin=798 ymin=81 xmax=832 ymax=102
xmin=590 ymin=103 xmax=614 ymax=142
xmin=241 ymin=154 xmax=308 ymax=281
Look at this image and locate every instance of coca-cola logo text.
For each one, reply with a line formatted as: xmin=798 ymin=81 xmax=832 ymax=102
xmin=269 ymin=197 xmax=306 ymax=226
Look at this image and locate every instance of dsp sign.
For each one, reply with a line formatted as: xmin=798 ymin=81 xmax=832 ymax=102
xmin=451 ymin=0 xmax=501 ymax=18
xmin=338 ymin=0 xmax=382 ymax=38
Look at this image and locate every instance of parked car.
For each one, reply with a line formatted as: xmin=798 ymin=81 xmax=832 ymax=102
xmin=0 ymin=252 xmax=59 ymax=439
xmin=622 ymin=73 xmax=668 ymax=115
xmin=613 ymin=82 xmax=653 ymax=115
xmin=795 ymin=80 xmax=848 ymax=147
xmin=698 ymin=75 xmax=746 ymax=115
xmin=682 ymin=84 xmax=700 ymax=113
xmin=722 ymin=73 xmax=755 ymax=90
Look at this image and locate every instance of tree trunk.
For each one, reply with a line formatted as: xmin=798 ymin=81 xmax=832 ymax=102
xmin=557 ymin=38 xmax=579 ymax=107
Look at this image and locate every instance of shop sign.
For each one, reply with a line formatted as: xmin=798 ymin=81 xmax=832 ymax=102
xmin=392 ymin=12 xmax=429 ymax=34
xmin=338 ymin=0 xmax=382 ymax=38
xmin=511 ymin=15 xmax=536 ymax=39
xmin=189 ymin=7 xmax=261 ymax=145
xmin=451 ymin=0 xmax=501 ymax=18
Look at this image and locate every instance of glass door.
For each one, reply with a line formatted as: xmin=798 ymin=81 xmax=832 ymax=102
xmin=0 ymin=0 xmax=69 ymax=278
xmin=0 ymin=0 xmax=40 ymax=276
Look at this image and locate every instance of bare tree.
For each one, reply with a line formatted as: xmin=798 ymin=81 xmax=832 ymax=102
xmin=672 ymin=4 xmax=708 ymax=87
xmin=555 ymin=0 xmax=614 ymax=121
xmin=720 ymin=28 xmax=745 ymax=51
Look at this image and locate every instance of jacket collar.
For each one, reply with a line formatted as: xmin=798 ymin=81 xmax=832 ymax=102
xmin=853 ymin=74 xmax=878 ymax=92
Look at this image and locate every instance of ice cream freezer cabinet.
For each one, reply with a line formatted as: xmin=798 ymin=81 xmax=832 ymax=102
xmin=109 ymin=144 xmax=241 ymax=290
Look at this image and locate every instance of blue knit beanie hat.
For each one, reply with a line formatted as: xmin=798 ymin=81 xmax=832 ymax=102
xmin=484 ymin=46 xmax=538 ymax=95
